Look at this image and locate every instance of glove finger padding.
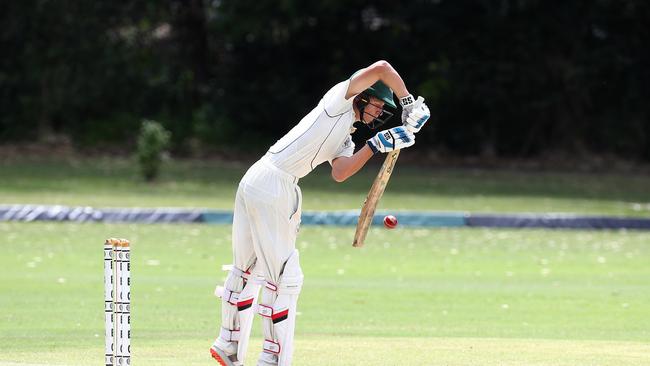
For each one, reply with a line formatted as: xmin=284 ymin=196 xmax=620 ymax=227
xmin=402 ymin=96 xmax=430 ymax=133
xmin=367 ymin=126 xmax=415 ymax=154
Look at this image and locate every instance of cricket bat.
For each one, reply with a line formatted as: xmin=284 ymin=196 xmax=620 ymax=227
xmin=352 ymin=149 xmax=401 ymax=247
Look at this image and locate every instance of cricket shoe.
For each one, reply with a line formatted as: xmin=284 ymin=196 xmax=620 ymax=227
xmin=210 ymin=345 xmax=241 ymax=366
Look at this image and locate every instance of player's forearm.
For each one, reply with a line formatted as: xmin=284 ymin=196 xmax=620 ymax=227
xmin=331 ymin=145 xmax=375 ymax=182
xmin=346 ymin=60 xmax=410 ymax=99
xmin=376 ymin=62 xmax=410 ymax=99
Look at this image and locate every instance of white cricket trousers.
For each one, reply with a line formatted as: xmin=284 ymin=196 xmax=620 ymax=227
xmin=219 ymin=155 xmax=304 ymax=365
xmin=232 ymin=155 xmax=302 ymax=285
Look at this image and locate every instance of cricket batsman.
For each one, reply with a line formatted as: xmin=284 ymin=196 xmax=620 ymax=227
xmin=210 ymin=60 xmax=430 ymax=365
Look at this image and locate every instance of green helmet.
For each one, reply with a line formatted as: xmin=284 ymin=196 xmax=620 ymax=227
xmin=363 ymin=80 xmax=397 ymax=109
xmin=349 ymin=72 xmax=396 ymax=129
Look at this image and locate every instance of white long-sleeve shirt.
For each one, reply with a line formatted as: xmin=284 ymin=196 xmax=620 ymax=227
xmin=266 ymin=79 xmax=357 ymax=178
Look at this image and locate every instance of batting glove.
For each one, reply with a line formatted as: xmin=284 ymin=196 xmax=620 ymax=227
xmin=400 ymin=95 xmax=430 ymax=133
xmin=367 ymin=126 xmax=415 ymax=154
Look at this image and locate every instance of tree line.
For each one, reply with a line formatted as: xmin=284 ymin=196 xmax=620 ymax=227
xmin=1 ymin=0 xmax=648 ymax=161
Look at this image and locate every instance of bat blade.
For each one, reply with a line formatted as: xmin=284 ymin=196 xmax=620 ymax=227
xmin=352 ymin=149 xmax=401 ymax=247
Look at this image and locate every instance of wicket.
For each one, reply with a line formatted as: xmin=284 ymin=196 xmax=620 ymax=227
xmin=104 ymin=238 xmax=131 ymax=366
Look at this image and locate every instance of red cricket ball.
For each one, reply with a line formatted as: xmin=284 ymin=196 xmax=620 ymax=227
xmin=383 ymin=215 xmax=398 ymax=229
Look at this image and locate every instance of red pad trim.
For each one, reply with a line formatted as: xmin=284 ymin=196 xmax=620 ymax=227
xmin=271 ymin=309 xmax=289 ymax=321
xmin=237 ymin=298 xmax=254 ymax=311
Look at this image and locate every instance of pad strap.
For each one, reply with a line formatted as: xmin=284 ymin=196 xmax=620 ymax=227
xmin=223 ymin=288 xmax=239 ymax=305
xmin=258 ymin=303 xmax=273 ymax=318
xmin=265 ymin=281 xmax=278 ymax=292
xmin=264 ymin=280 xmax=300 ymax=294
xmin=263 ymin=339 xmax=281 ymax=355
xmin=220 ymin=326 xmax=240 ymax=342
xmin=215 ymin=286 xmax=240 ymax=305
xmin=258 ymin=305 xmax=289 ymax=324
xmin=222 ymin=264 xmax=252 ymax=281
xmin=258 ymin=282 xmax=278 ymax=319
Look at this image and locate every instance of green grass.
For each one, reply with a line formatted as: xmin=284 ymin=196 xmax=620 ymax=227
xmin=1 ymin=157 xmax=650 ymax=216
xmin=1 ymin=222 xmax=649 ymax=365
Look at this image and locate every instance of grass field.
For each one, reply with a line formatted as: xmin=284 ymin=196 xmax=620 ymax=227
xmin=1 ymin=222 xmax=649 ymax=365
xmin=1 ymin=157 xmax=650 ymax=365
xmin=1 ymin=157 xmax=650 ymax=216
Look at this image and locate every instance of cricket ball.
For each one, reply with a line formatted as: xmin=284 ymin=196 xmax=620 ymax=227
xmin=383 ymin=215 xmax=398 ymax=229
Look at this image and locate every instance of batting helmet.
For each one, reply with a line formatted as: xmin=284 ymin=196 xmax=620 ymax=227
xmin=363 ymin=80 xmax=397 ymax=109
xmin=355 ymin=80 xmax=396 ymax=129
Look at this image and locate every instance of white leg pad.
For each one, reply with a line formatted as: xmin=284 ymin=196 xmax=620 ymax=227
xmin=235 ymin=270 xmax=263 ymax=364
xmin=257 ymin=250 xmax=303 ymax=366
xmin=214 ymin=265 xmax=249 ymax=357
